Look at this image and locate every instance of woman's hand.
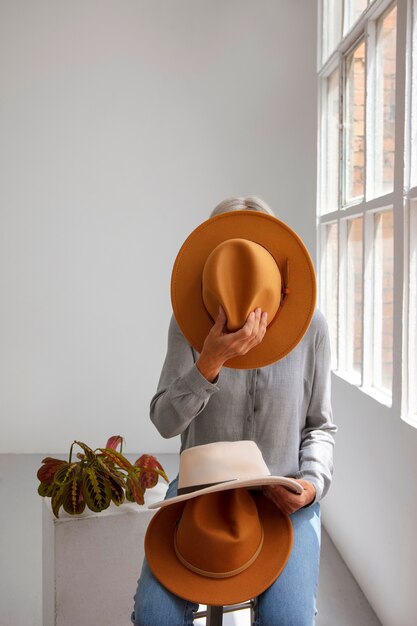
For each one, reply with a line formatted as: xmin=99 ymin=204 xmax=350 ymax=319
xmin=262 ymin=480 xmax=316 ymax=515
xmin=196 ymin=306 xmax=267 ymax=382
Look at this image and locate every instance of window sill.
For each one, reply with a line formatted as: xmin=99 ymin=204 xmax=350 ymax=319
xmin=332 ymin=370 xmax=392 ymax=407
xmin=400 ymin=413 xmax=417 ymax=429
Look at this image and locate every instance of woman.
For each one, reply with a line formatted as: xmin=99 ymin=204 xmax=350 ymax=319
xmin=131 ymin=196 xmax=336 ymax=626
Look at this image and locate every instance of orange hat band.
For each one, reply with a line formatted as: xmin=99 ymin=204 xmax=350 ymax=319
xmin=174 ymin=524 xmax=265 ymax=579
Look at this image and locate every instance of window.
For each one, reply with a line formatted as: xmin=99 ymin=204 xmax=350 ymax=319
xmin=368 ymin=5 xmax=397 ymax=198
xmin=320 ymin=222 xmax=339 ymax=368
xmin=371 ymin=209 xmax=394 ymax=394
xmin=321 ymin=68 xmax=340 ymax=214
xmin=406 ymin=0 xmax=417 ymax=419
xmin=344 ymin=0 xmax=368 ymax=34
xmin=322 ymin=0 xmax=343 ymax=64
xmin=342 ymin=216 xmax=363 ymax=381
xmin=408 ymin=201 xmax=417 ymax=416
xmin=411 ymin=0 xmax=417 ymax=188
xmin=344 ymin=40 xmax=366 ymax=204
xmin=318 ymin=0 xmax=417 ymax=421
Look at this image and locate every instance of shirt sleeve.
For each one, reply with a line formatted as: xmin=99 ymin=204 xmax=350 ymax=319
xmin=294 ymin=315 xmax=337 ymax=503
xmin=150 ymin=315 xmax=220 ymax=438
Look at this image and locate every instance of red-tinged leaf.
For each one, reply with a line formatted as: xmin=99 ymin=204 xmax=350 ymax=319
xmin=105 ymin=435 xmax=124 ymax=451
xmin=126 ymin=474 xmax=145 ymax=505
xmin=135 ymin=454 xmax=160 ymax=470
xmin=98 ymin=448 xmax=133 ymax=472
xmin=139 ymin=470 xmax=158 ymax=489
xmin=135 ymin=455 xmax=169 ymax=482
xmin=37 ymin=458 xmax=67 ymax=484
xmin=96 ymin=456 xmax=126 ymax=488
xmin=72 ymin=441 xmax=96 ymax=461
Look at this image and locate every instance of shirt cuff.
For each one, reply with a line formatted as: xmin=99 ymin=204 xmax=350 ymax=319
xmin=293 ymin=472 xmax=323 ymax=505
xmin=182 ymin=364 xmax=220 ymax=398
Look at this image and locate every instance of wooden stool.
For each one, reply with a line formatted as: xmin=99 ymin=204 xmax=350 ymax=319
xmin=195 ymin=600 xmax=255 ymax=625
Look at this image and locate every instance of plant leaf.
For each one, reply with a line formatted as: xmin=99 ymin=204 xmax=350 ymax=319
xmin=104 ymin=435 xmax=124 ymax=451
xmin=108 ymin=475 xmax=125 ymax=506
xmin=38 ymin=482 xmax=56 ymax=498
xmin=62 ymin=468 xmax=86 ymax=515
xmin=135 ymin=454 xmax=169 ymax=482
xmin=139 ymin=470 xmax=158 ymax=489
xmin=126 ymin=473 xmax=145 ymax=505
xmin=51 ymin=482 xmax=67 ymax=518
xmin=73 ymin=441 xmax=96 ymax=461
xmin=37 ymin=458 xmax=67 ymax=484
xmin=82 ymin=464 xmax=112 ymax=512
xmin=53 ymin=462 xmax=78 ymax=486
xmin=96 ymin=456 xmax=126 ymax=488
xmin=98 ymin=448 xmax=133 ymax=472
xmin=125 ymin=484 xmax=134 ymax=502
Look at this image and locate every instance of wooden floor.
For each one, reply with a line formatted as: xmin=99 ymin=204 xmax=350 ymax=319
xmin=0 ymin=453 xmax=381 ymax=626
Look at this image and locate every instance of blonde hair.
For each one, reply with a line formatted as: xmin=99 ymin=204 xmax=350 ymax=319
xmin=210 ymin=195 xmax=275 ymax=218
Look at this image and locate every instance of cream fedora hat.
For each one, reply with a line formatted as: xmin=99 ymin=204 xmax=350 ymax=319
xmin=148 ymin=440 xmax=303 ymax=510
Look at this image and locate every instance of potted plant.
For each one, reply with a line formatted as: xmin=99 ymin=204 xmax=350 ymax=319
xmin=37 ymin=435 xmax=168 ymax=518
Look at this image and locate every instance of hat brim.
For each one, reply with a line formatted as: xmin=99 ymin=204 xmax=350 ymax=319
xmin=145 ymin=490 xmax=293 ymax=606
xmin=148 ymin=474 xmax=303 ymax=510
xmin=171 ymin=210 xmax=316 ymax=369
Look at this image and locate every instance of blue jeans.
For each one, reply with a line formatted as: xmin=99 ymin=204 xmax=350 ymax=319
xmin=131 ymin=477 xmax=321 ymax=626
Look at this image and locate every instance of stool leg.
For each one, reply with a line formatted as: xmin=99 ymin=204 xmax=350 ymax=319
xmin=206 ymin=605 xmax=223 ymax=626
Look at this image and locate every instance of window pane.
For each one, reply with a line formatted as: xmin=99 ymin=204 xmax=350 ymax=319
xmin=408 ymin=202 xmax=417 ymax=416
xmin=322 ymin=0 xmax=343 ymax=63
xmin=344 ymin=40 xmax=366 ymax=204
xmin=321 ymin=223 xmax=339 ymax=368
xmin=344 ymin=217 xmax=363 ymax=380
xmin=411 ymin=0 xmax=417 ymax=188
xmin=372 ymin=210 xmax=394 ymax=394
xmin=322 ymin=69 xmax=340 ymax=213
xmin=344 ymin=0 xmax=367 ymax=34
xmin=371 ymin=4 xmax=397 ymax=197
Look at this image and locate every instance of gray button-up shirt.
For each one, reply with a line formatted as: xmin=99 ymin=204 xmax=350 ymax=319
xmin=150 ymin=309 xmax=337 ymax=502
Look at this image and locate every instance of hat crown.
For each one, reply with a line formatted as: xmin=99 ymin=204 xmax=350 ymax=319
xmin=175 ymin=489 xmax=263 ymax=577
xmin=177 ymin=441 xmax=271 ymax=494
xmin=202 ymin=238 xmax=281 ymax=331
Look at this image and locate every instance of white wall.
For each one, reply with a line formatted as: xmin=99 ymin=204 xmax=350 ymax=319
xmin=0 ymin=0 xmax=318 ymax=453
xmin=323 ymin=376 xmax=417 ymax=625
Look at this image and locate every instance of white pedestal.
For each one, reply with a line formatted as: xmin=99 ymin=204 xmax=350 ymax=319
xmin=42 ymin=481 xmax=168 ymax=626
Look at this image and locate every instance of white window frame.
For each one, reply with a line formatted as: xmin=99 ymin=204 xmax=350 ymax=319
xmin=317 ymin=0 xmax=416 ymax=423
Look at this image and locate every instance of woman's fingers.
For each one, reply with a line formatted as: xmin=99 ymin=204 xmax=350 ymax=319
xmin=202 ymin=307 xmax=268 ymax=365
xmin=262 ymin=483 xmax=313 ymax=515
xmin=233 ymin=308 xmax=267 ymax=353
xmin=210 ymin=305 xmax=227 ymax=336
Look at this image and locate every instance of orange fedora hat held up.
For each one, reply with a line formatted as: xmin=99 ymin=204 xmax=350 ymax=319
xmin=145 ymin=442 xmax=302 ymax=605
xmin=171 ymin=210 xmax=317 ymax=369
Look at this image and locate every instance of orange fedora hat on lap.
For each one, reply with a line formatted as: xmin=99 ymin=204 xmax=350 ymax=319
xmin=171 ymin=210 xmax=316 ymax=369
xmin=145 ymin=441 xmax=301 ymax=605
xmin=145 ymin=487 xmax=293 ymax=606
